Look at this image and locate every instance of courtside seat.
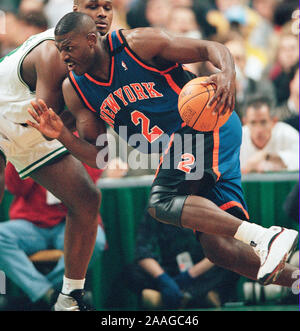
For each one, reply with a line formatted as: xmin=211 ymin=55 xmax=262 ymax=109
xmin=29 ymin=249 xmax=64 ymax=263
xmin=29 ymin=249 xmax=64 ymax=275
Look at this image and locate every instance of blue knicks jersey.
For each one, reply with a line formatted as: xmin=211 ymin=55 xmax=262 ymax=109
xmin=69 ymin=29 xmax=195 ymax=153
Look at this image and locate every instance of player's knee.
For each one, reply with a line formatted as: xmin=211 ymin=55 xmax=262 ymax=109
xmin=70 ymin=182 xmax=101 ymax=219
xmin=84 ymin=184 xmax=101 ymax=214
xmin=147 ymin=185 xmax=188 ymax=228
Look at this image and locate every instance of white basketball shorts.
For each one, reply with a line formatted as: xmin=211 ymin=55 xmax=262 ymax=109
xmin=0 ymin=115 xmax=68 ymax=179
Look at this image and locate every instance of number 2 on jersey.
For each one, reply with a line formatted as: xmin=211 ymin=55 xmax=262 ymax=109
xmin=177 ymin=153 xmax=195 ymax=173
xmin=131 ymin=110 xmax=164 ymax=143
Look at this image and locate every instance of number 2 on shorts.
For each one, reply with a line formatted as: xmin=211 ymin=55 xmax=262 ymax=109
xmin=177 ymin=153 xmax=195 ymax=173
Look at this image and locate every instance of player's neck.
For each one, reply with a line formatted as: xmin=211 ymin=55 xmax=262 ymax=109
xmin=87 ymin=38 xmax=110 ymax=81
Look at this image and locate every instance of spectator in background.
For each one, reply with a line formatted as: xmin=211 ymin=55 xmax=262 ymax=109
xmin=110 ymin=0 xmax=131 ymax=31
xmin=0 ymin=162 xmax=106 ymax=310
xmin=126 ymin=0 xmax=149 ymax=28
xmin=0 ymin=11 xmax=20 ymax=56
xmin=126 ymin=0 xmax=215 ymax=38
xmin=240 ymin=95 xmax=299 ymax=174
xmin=124 ymin=212 xmax=240 ymax=309
xmin=18 ymin=0 xmax=73 ymax=28
xmin=223 ymin=33 xmax=276 ymax=118
xmin=273 ymin=0 xmax=299 ymax=30
xmin=144 ymin=0 xmax=172 ymax=28
xmin=252 ymin=0 xmax=277 ymax=24
xmin=0 ymin=9 xmax=48 ymax=57
xmin=17 ymin=10 xmax=48 ymax=37
xmin=267 ymin=29 xmax=299 ymax=106
xmin=166 ymin=5 xmax=201 ymax=39
xmin=166 ymin=6 xmax=202 ymax=75
xmin=169 ymin=0 xmax=193 ymax=6
xmin=276 ymin=68 xmax=299 ymax=131
xmin=207 ymin=0 xmax=273 ymax=81
xmin=43 ymin=0 xmax=73 ymax=28
xmin=18 ymin=0 xmax=45 ymax=13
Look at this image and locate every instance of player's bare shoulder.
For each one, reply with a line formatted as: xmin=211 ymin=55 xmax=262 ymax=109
xmin=22 ymin=39 xmax=67 ymax=88
xmin=122 ymin=27 xmax=172 ymax=61
xmin=35 ymin=40 xmax=68 ymax=81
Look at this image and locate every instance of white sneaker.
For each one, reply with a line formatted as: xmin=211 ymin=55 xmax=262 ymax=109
xmin=53 ymin=290 xmax=89 ymax=311
xmin=253 ymin=226 xmax=299 ymax=285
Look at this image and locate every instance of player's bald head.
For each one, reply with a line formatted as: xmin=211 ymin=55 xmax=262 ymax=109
xmin=55 ymin=12 xmax=97 ymax=37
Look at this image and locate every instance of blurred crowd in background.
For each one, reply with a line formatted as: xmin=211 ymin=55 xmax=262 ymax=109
xmin=0 ymin=0 xmax=299 ymax=176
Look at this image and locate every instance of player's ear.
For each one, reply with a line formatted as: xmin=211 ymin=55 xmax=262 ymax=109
xmin=73 ymin=5 xmax=78 ymax=12
xmin=87 ymin=32 xmax=97 ymax=48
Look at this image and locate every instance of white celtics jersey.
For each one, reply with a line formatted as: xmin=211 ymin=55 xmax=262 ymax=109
xmin=0 ymin=28 xmax=55 ymax=123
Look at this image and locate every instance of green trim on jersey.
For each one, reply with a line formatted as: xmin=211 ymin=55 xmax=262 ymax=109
xmin=19 ymin=146 xmax=69 ymax=179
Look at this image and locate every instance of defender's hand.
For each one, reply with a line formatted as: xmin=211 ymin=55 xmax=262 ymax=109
xmin=27 ymin=99 xmax=64 ymax=139
xmin=201 ymin=71 xmax=235 ymax=115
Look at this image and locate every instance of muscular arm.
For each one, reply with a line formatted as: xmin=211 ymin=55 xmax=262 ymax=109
xmin=125 ymin=28 xmax=236 ymax=113
xmin=59 ymin=78 xmax=108 ymax=168
xmin=26 ymin=40 xmax=67 ymax=115
xmin=127 ymin=28 xmax=234 ymax=71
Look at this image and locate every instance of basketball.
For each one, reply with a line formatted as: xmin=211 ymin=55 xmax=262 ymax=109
xmin=178 ymin=76 xmax=231 ymax=132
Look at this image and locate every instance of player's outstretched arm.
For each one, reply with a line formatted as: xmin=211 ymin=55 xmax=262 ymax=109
xmin=62 ymin=77 xmax=108 ymax=168
xmin=127 ymin=28 xmax=236 ymax=114
xmin=27 ymin=88 xmax=107 ymax=169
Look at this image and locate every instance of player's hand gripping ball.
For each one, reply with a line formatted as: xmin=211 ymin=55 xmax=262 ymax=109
xmin=178 ymin=76 xmax=231 ymax=131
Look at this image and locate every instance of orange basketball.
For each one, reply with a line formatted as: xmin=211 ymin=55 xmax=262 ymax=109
xmin=178 ymin=76 xmax=231 ymax=132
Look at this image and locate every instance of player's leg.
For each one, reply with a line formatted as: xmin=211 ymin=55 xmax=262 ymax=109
xmin=149 ymin=123 xmax=298 ymax=285
xmin=150 ymin=188 xmax=298 ymax=286
xmin=30 ymin=154 xmax=100 ymax=280
xmin=181 ymin=194 xmax=242 ymax=236
xmin=30 ymin=154 xmax=100 ymax=310
xmin=1 ymin=118 xmax=101 ymax=309
xmin=199 ymin=233 xmax=298 ymax=288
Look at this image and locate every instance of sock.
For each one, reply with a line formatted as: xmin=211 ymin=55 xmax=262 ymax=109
xmin=234 ymin=221 xmax=266 ymax=247
xmin=62 ymin=275 xmax=85 ymax=295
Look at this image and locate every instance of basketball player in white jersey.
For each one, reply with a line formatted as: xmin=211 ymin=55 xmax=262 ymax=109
xmin=0 ymin=0 xmax=113 ymax=311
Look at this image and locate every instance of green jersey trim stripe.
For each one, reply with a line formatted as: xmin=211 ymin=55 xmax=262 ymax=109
xmin=19 ymin=146 xmax=69 ymax=179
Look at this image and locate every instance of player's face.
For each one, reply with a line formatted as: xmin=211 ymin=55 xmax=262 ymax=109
xmin=74 ymin=0 xmax=113 ymax=36
xmin=55 ymin=32 xmax=97 ymax=76
xmin=245 ymin=105 xmax=276 ymax=149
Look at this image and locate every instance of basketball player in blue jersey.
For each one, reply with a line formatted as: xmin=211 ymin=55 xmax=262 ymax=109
xmin=28 ymin=12 xmax=299 ymax=292
xmin=0 ymin=1 xmax=115 ymax=311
